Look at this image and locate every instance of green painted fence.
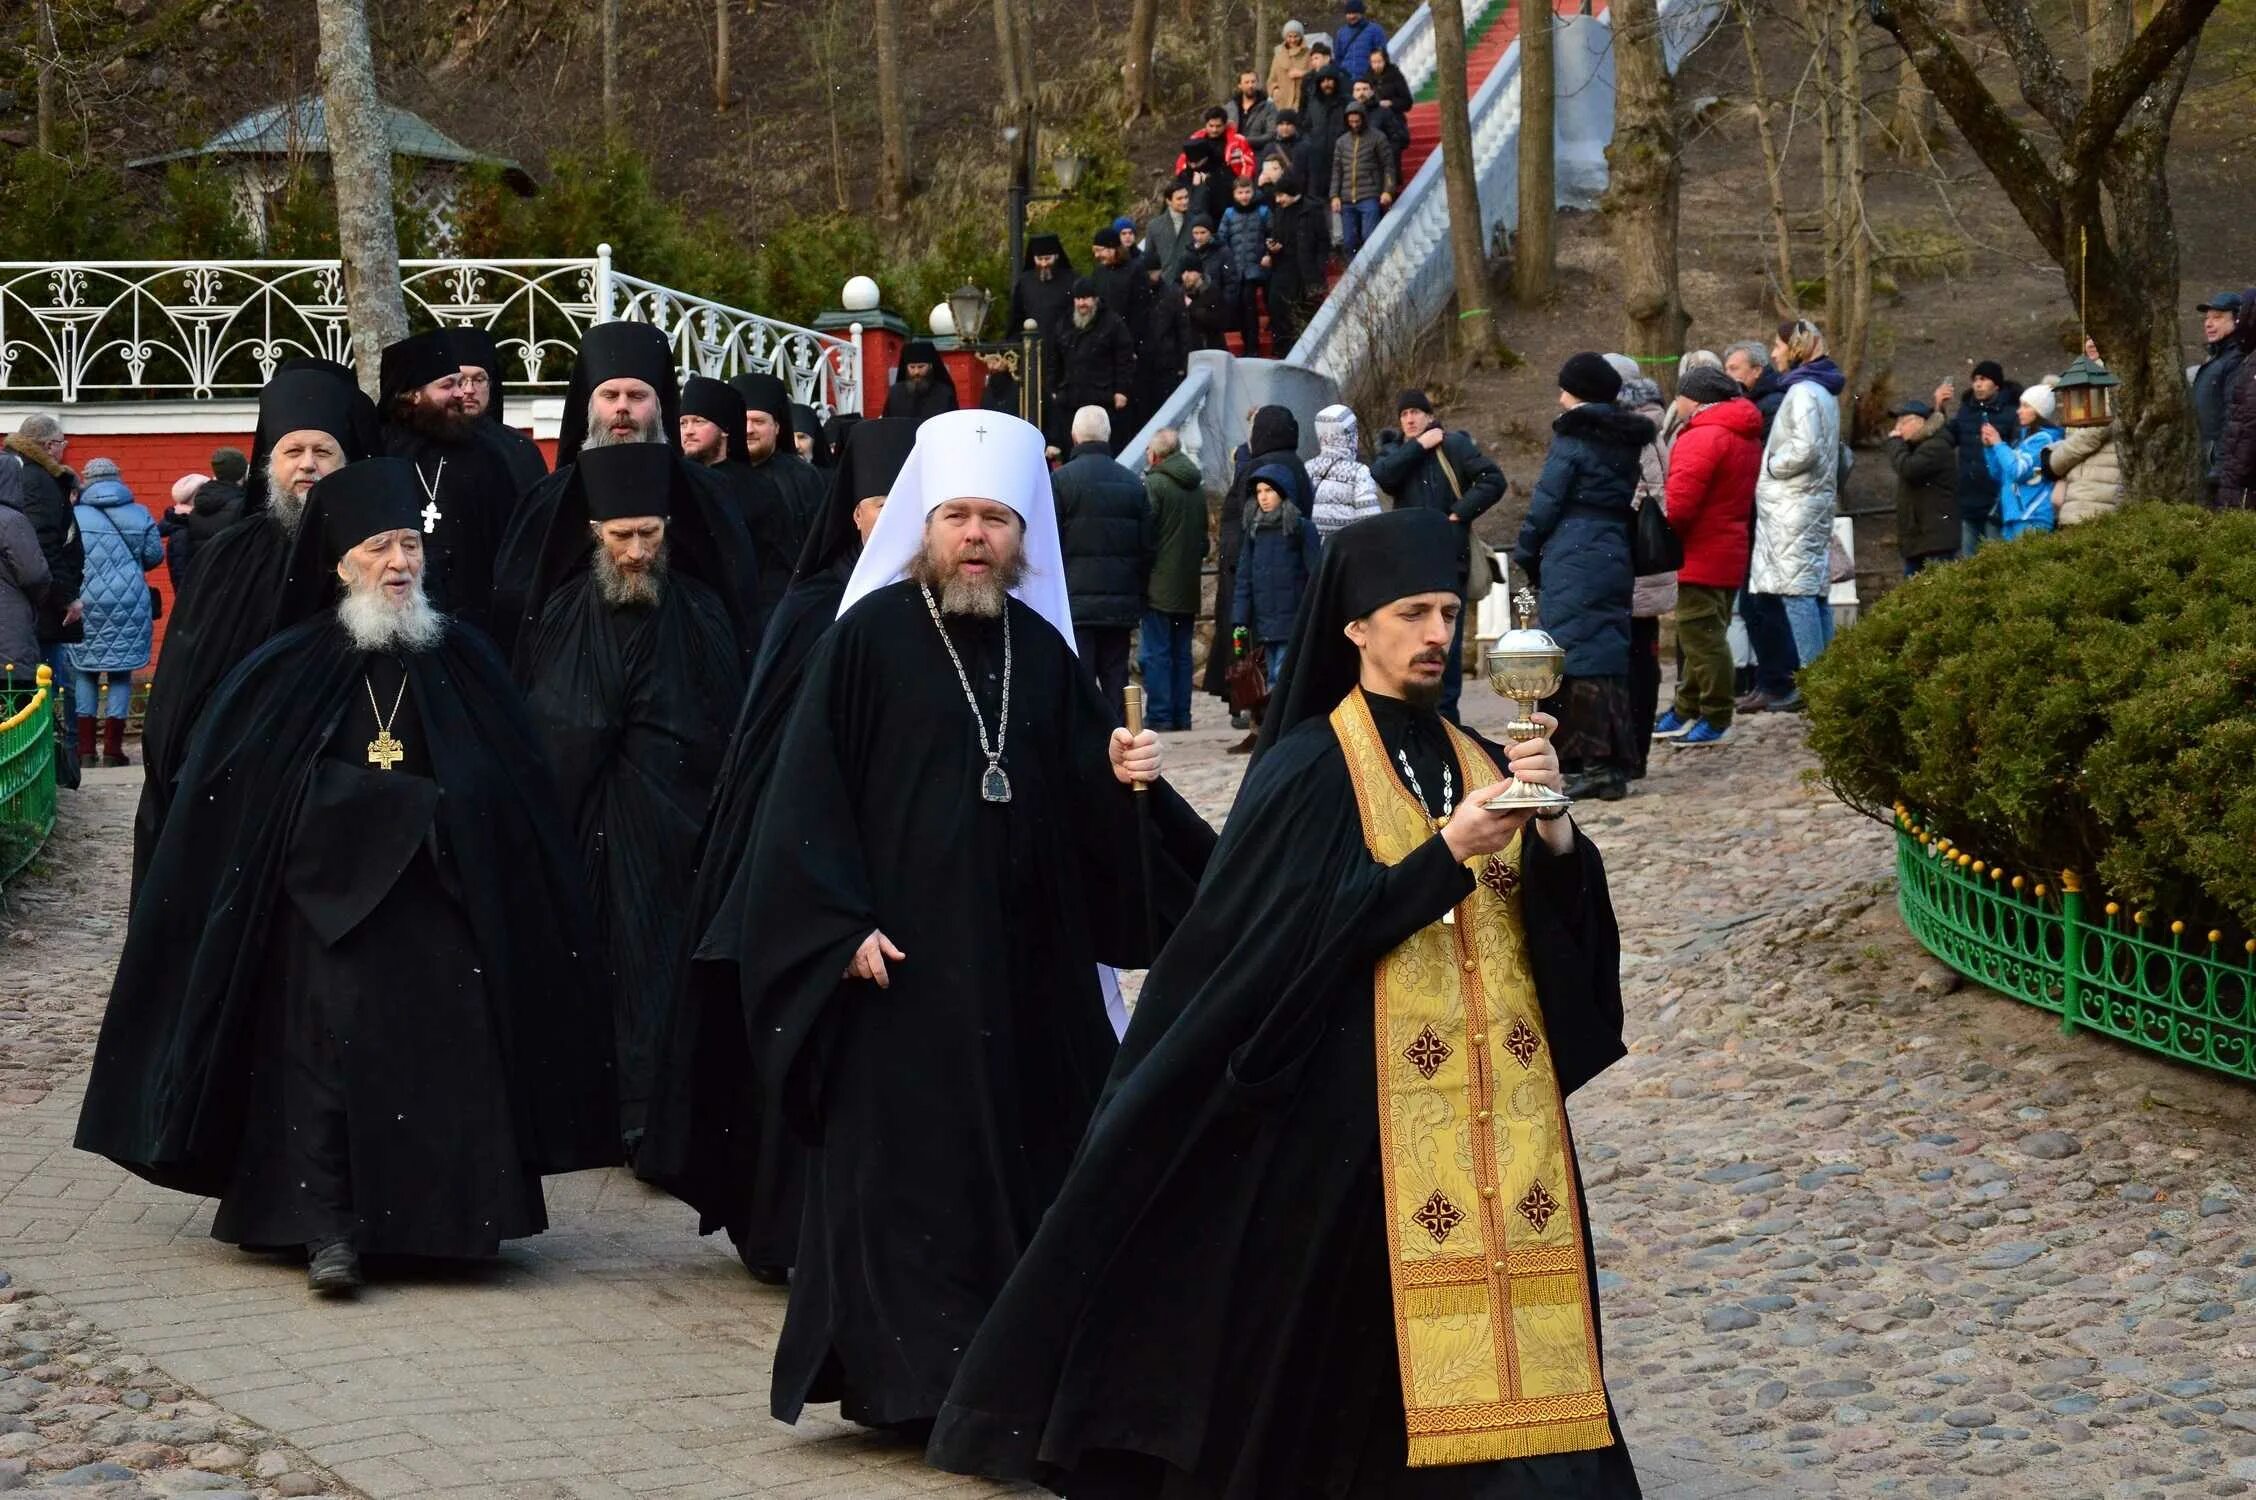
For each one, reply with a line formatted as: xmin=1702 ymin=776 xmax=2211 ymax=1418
xmin=1894 ymin=809 xmax=2254 ymax=1082
xmin=0 ymin=664 xmax=58 ymax=886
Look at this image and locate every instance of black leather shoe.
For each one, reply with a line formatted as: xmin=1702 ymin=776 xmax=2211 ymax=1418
xmin=307 ymin=1239 xmax=362 ymax=1295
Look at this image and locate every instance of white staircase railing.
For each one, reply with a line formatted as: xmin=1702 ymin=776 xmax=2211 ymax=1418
xmin=0 ymin=242 xmax=861 ymax=414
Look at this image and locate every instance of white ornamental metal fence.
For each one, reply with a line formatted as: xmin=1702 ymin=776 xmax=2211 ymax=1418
xmin=0 ymin=242 xmax=861 ymax=415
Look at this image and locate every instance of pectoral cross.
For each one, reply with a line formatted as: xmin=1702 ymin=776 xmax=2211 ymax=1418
xmin=420 ymin=500 xmax=443 ymax=534
xmin=367 ymin=732 xmax=405 ymax=770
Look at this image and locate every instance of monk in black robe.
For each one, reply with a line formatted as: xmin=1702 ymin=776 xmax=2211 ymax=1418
xmin=492 ymin=323 xmax=767 ymax=663
xmin=734 ymin=410 xmax=1213 ymax=1429
xmin=730 ymin=372 xmax=826 ymax=548
xmin=377 ymin=329 xmax=522 ymax=633
xmin=516 ymin=442 xmax=747 ymax=1152
xmin=133 ymin=359 xmax=380 ymax=897
xmin=886 ymin=339 xmax=960 ymax=427
xmin=681 ymin=374 xmax=795 ymax=623
xmin=638 ymin=417 xmax=918 ymax=1280
xmin=929 ymin=508 xmax=1640 ymax=1497
xmin=448 ymin=325 xmax=551 ymax=497
xmin=790 ymin=402 xmax=832 ymax=467
xmin=79 ymin=459 xmax=617 ymax=1295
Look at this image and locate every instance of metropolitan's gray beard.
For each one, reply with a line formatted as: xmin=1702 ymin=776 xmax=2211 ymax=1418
xmin=1072 ymin=304 xmax=1096 ymax=330
xmin=594 ymin=544 xmax=666 ymax=608
xmin=908 ymin=545 xmax=1026 ymax=618
xmin=582 ymin=404 xmax=662 ymax=449
xmin=338 ymin=577 xmax=445 ymax=653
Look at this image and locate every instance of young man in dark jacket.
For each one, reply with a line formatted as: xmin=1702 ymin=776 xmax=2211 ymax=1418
xmin=1264 ymin=172 xmax=1329 ymax=352
xmin=1885 ymin=399 xmax=1960 ymax=574
xmin=1218 ymin=177 xmax=1273 ymax=355
xmin=1179 ymin=261 xmax=1232 ymax=353
xmin=1050 ymin=406 xmax=1155 ymax=717
xmin=1935 ymin=359 xmax=2018 ymax=555
xmin=3 ymin=416 xmax=84 ymax=755
xmin=2193 ymin=290 xmax=2247 ymax=504
xmin=1328 ymin=102 xmax=1398 ymax=258
xmin=1369 ymin=389 xmax=1505 ymax=721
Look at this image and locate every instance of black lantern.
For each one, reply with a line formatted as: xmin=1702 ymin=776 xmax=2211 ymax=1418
xmin=2054 ymin=354 xmax=2119 ymax=429
xmin=947 ymin=282 xmax=992 ymax=343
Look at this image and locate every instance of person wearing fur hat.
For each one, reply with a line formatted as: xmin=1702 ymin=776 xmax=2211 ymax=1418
xmin=1048 ymin=276 xmax=1136 ymax=453
xmin=1510 ymin=354 xmax=1656 ymax=801
xmin=1981 ymin=380 xmax=2062 ymax=538
xmin=1370 ymin=388 xmax=1506 ymax=720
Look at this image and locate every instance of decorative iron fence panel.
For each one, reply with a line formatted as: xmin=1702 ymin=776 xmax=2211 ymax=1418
xmin=1895 ymin=812 xmax=2254 ymax=1081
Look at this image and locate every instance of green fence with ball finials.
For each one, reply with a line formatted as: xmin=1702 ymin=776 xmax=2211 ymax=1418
xmin=0 ymin=664 xmax=58 ymax=886
xmin=1894 ymin=808 xmax=2255 ymax=1082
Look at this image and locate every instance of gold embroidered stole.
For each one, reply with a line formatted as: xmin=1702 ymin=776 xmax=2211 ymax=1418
xmin=1330 ymin=689 xmax=1613 ymax=1466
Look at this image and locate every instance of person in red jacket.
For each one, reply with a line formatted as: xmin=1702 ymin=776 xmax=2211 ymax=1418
xmin=1174 ymin=106 xmax=1258 ymax=181
xmin=1653 ymin=367 xmax=1763 ymax=746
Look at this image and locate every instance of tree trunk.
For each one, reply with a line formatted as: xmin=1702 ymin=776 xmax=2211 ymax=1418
xmin=33 ymin=0 xmax=57 ymax=156
xmin=1736 ymin=0 xmax=1796 ymax=313
xmin=1514 ymin=0 xmax=1557 ymax=302
xmin=875 ymin=0 xmax=912 ymax=213
xmin=1208 ymin=0 xmax=1235 ymax=105
xmin=601 ymin=0 xmax=621 ymax=136
xmin=1434 ymin=0 xmax=1501 ymax=361
xmin=1603 ymin=0 xmax=1688 ymax=387
xmin=714 ymin=0 xmax=729 ymax=111
xmin=994 ymin=0 xmax=1039 ymax=115
xmin=1836 ymin=0 xmax=1872 ymax=405
xmin=1885 ymin=53 xmax=1939 ymax=157
xmin=313 ymin=0 xmax=408 ymax=402
xmin=1807 ymin=0 xmax=1843 ymax=339
xmin=1124 ymin=0 xmax=1161 ymax=120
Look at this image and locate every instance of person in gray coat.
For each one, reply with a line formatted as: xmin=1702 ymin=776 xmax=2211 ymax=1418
xmin=1510 ymin=355 xmax=1655 ymax=803
xmin=0 ymin=455 xmax=51 ymax=680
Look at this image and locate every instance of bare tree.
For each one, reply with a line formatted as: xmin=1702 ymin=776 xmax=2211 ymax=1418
xmin=1834 ymin=0 xmax=1872 ymax=398
xmin=1885 ymin=52 xmax=1942 ymax=157
xmin=314 ymin=0 xmax=408 ymax=401
xmin=1433 ymin=0 xmax=1501 ymax=360
xmin=601 ymin=0 xmax=621 ymax=136
xmin=1874 ymin=0 xmax=2222 ymax=496
xmin=1515 ymin=0 xmax=1557 ymax=302
xmin=714 ymin=0 xmax=730 ymax=112
xmin=32 ymin=0 xmax=59 ymax=155
xmin=1208 ymin=0 xmax=1235 ymax=103
xmin=1125 ymin=0 xmax=1162 ymax=119
xmin=1737 ymin=0 xmax=1798 ymax=313
xmin=994 ymin=0 xmax=1040 ymax=115
xmin=875 ymin=0 xmax=912 ymax=212
xmin=1603 ymin=0 xmax=1689 ymax=383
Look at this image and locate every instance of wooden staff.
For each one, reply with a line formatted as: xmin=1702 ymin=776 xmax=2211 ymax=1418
xmin=1123 ymin=682 xmax=1158 ymax=959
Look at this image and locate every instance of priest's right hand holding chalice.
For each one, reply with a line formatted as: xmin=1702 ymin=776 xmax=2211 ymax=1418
xmin=1443 ymin=710 xmax=1573 ymax=858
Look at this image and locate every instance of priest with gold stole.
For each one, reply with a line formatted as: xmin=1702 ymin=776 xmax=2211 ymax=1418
xmin=928 ymin=505 xmax=1639 ymax=1497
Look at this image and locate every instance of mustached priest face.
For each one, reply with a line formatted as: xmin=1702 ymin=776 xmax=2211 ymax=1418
xmin=912 ymin=498 xmax=1027 ymax=617
xmin=335 ymin=527 xmax=444 ymax=653
xmin=1344 ymin=590 xmax=1460 ymax=711
xmin=456 ymin=364 xmax=494 ymax=419
xmin=591 ymin=516 xmax=668 ymax=608
xmin=586 ymin=379 xmax=661 ymax=449
xmin=269 ymin=428 xmax=346 ymax=506
xmin=743 ymin=408 xmax=781 ymax=462
xmin=678 ymin=413 xmax=729 ymax=464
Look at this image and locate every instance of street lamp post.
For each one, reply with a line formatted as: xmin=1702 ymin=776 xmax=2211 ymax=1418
xmin=1003 ymin=127 xmax=1090 ymax=277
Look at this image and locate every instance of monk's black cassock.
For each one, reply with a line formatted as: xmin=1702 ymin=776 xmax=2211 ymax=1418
xmin=515 ymin=442 xmax=747 ymax=1145
xmin=377 ymin=329 xmax=524 ymax=633
xmin=79 ymin=460 xmax=617 ymax=1257
xmin=638 ymin=418 xmax=917 ymax=1272
xmin=131 ymin=360 xmax=381 ymax=899
xmin=448 ymin=324 xmax=553 ymax=497
xmin=926 ymin=509 xmax=1639 ymax=1498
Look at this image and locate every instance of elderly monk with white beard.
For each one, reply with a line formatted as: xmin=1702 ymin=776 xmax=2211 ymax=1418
xmin=133 ymin=359 xmax=380 ymax=899
xmin=79 ymin=458 xmax=618 ymax=1297
xmin=734 ymin=409 xmax=1214 ymax=1434
xmin=515 ymin=443 xmax=747 ymax=1155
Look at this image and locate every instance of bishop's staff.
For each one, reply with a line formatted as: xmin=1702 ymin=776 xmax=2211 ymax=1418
xmin=1122 ymin=681 xmax=1158 ymax=959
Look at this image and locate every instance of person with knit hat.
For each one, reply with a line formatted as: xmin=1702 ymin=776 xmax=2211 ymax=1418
xmin=1370 ymin=388 xmax=1507 ymax=720
xmin=1267 ymin=16 xmax=1312 ymax=111
xmin=1655 ymin=365 xmax=1765 ymax=747
xmin=1982 ymin=379 xmax=2062 ymax=538
xmin=1509 ymin=354 xmax=1655 ymax=801
xmin=1934 ymin=356 xmax=2019 ymax=554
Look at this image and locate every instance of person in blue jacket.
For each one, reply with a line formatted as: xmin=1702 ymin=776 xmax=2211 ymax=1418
xmin=1982 ymin=382 xmax=2062 ymax=539
xmin=1232 ymin=463 xmax=1324 ymax=695
xmin=1334 ymin=0 xmax=1390 ymax=81
xmin=68 ymin=457 xmax=164 ymax=767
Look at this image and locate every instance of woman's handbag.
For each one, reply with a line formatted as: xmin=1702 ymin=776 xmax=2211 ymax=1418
xmin=1632 ymin=494 xmax=1684 ymax=576
xmin=1226 ymin=645 xmax=1270 ymax=714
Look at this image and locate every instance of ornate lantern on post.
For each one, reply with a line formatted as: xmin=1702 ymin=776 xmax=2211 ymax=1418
xmin=2060 ymin=226 xmax=2121 ymax=429
xmin=947 ymin=282 xmax=993 ymax=344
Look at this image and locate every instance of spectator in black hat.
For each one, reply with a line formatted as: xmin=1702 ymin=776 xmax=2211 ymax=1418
xmin=1370 ymin=388 xmax=1506 ymax=720
xmin=1261 ymin=108 xmax=1314 ymax=184
xmin=2194 ymin=290 xmax=2247 ymax=504
xmin=889 ymin=339 xmax=960 ymax=429
xmin=1048 ymin=276 xmax=1135 ymax=453
xmin=1883 ymin=397 xmax=1959 ymax=575
xmin=1934 ymin=357 xmax=2018 ymax=555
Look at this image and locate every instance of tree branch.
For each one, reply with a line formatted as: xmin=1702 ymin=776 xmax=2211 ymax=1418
xmin=1876 ymin=0 xmax=2064 ymax=259
xmin=2071 ymin=0 xmax=2220 ymax=166
xmin=1977 ymin=0 xmax=2083 ymax=136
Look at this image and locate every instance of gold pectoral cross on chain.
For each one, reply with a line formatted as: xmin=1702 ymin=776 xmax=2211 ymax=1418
xmin=367 ymin=732 xmax=405 ymax=770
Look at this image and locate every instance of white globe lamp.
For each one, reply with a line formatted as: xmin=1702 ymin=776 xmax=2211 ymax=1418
xmin=841 ymin=275 xmax=881 ymax=312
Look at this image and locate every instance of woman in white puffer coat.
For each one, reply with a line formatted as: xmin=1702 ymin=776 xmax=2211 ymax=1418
xmin=1741 ymin=319 xmax=1844 ymax=711
xmin=1306 ymin=403 xmax=1382 ymax=542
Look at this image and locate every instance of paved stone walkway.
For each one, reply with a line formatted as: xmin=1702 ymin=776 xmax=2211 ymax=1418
xmin=4 ymin=698 xmax=2250 ymax=1498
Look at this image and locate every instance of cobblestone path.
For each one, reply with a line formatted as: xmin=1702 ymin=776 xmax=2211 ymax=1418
xmin=2 ymin=701 xmax=2248 ymax=1498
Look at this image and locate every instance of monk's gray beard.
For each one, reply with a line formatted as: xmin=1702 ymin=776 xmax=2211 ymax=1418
xmin=908 ymin=544 xmax=1026 ymax=618
xmin=338 ymin=578 xmax=445 ymax=653
xmin=594 ymin=544 xmax=667 ymax=608
xmin=1072 ymin=304 xmax=1096 ymax=330
xmin=265 ymin=477 xmax=307 ymax=535
xmin=582 ymin=404 xmax=662 ymax=449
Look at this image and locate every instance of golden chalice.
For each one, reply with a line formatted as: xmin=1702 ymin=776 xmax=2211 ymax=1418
xmin=1482 ymin=585 xmax=1573 ymax=813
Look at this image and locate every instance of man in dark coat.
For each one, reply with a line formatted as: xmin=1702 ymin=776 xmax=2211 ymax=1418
xmin=1206 ymin=406 xmax=1313 ymax=722
xmin=2194 ymin=290 xmax=2247 ymax=504
xmin=887 ymin=339 xmax=961 ymax=427
xmin=3 ymin=416 xmax=82 ymax=734
xmin=1510 ymin=355 xmax=1653 ymax=803
xmin=1264 ymin=171 xmax=1328 ymax=352
xmin=1136 ymin=267 xmax=1194 ymax=414
xmin=1370 ymin=388 xmax=1508 ymax=721
xmin=1051 ymin=405 xmax=1155 ymax=718
xmin=1300 ymin=54 xmax=1348 ymax=206
xmin=377 ymin=329 xmax=524 ymax=633
xmin=1885 ymin=399 xmax=1960 ymax=574
xmin=729 ymin=410 xmax=1212 ymax=1432
xmin=1180 ymin=261 xmax=1232 ymax=353
xmin=638 ymin=418 xmax=919 ymax=1283
xmin=78 ymin=458 xmax=618 ymax=1295
xmin=1723 ymin=341 xmax=1788 ymax=435
xmin=680 ymin=373 xmax=798 ymax=624
xmin=134 ymin=362 xmax=382 ymax=897
xmin=1011 ymin=231 xmax=1078 ymax=416
xmin=730 ymin=371 xmax=829 ymax=550
xmin=516 ymin=441 xmax=746 ymax=1154
xmin=1049 ymin=278 xmax=1136 ymax=453
xmin=927 ymin=507 xmax=1636 ymax=1499
xmin=1935 ymin=359 xmax=2019 ymax=555
xmin=448 ymin=325 xmax=552 ymax=498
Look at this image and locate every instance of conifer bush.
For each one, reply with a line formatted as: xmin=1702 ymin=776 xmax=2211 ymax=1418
xmin=1803 ymin=504 xmax=2256 ymax=935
